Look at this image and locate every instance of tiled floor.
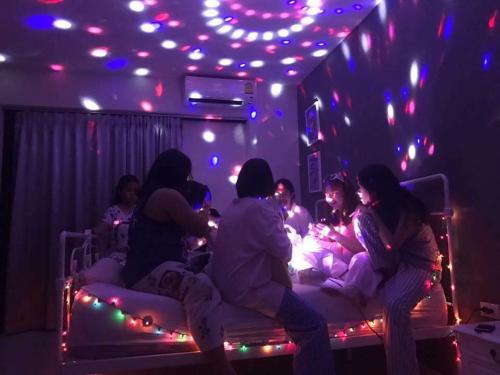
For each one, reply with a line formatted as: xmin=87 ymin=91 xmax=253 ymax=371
xmin=0 ymin=332 xmax=455 ymax=375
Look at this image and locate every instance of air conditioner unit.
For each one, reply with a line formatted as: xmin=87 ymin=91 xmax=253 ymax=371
xmin=184 ymin=76 xmax=256 ymax=108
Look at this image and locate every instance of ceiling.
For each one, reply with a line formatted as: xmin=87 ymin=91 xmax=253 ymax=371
xmin=0 ymin=0 xmax=378 ymax=84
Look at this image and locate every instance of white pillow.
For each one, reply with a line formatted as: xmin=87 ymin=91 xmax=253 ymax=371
xmin=78 ymin=252 xmax=126 ymax=287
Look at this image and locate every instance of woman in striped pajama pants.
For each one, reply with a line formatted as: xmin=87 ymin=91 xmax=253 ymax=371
xmin=354 ymin=165 xmax=438 ymax=375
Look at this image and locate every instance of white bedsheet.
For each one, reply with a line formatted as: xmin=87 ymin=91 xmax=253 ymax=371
xmin=68 ymin=282 xmax=447 ymax=356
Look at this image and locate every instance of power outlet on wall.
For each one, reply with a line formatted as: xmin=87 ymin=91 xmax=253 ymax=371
xmin=480 ymin=302 xmax=500 ymax=319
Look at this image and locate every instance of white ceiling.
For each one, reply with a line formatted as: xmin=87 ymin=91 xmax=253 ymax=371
xmin=0 ymin=0 xmax=378 ymax=84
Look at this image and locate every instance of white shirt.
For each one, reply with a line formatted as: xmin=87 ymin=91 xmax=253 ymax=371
xmin=211 ymin=198 xmax=292 ymax=317
xmin=285 ymin=204 xmax=313 ymax=237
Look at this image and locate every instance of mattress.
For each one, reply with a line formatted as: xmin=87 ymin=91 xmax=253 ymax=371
xmin=67 ymin=282 xmax=447 ymax=358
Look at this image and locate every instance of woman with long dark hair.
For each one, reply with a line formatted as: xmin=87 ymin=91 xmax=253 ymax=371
xmin=355 ymin=164 xmax=438 ymax=375
xmin=211 ymin=159 xmax=335 ymax=375
xmin=122 ymin=149 xmax=235 ymax=375
xmin=317 ymin=172 xmax=364 ymax=263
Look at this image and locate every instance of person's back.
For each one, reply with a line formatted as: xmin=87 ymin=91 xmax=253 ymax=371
xmin=212 ymin=197 xmax=291 ymax=316
xmin=122 ymin=193 xmax=185 ymax=288
xmin=399 ymin=223 xmax=438 ymax=271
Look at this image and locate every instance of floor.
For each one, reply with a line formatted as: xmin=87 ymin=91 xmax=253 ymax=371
xmin=0 ymin=332 xmax=458 ymax=375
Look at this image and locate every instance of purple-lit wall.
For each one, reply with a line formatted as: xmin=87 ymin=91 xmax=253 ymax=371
xmin=298 ymin=0 xmax=500 ymax=318
xmin=0 ymin=68 xmax=300 ymax=209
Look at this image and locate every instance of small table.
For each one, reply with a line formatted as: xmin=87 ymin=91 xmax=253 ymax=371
xmin=454 ymin=321 xmax=500 ymax=375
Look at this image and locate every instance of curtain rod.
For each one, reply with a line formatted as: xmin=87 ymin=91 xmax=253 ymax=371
xmin=1 ymin=104 xmax=248 ymax=124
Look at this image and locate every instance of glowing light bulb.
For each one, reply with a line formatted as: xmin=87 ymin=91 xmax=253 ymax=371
xmin=188 ymin=49 xmax=204 ymax=60
xmin=312 ymin=49 xmax=328 ymax=57
xmin=410 ymin=61 xmax=419 ymax=87
xmin=281 ymin=57 xmax=296 ymax=65
xmin=278 ymin=29 xmax=290 ymax=37
xmin=161 ymin=40 xmax=177 ymax=49
xmin=90 ymin=47 xmax=109 ymax=58
xmin=81 ymin=97 xmax=100 ymax=111
xmin=408 ymin=144 xmax=417 ymax=160
xmin=250 ymin=60 xmax=264 ymax=68
xmin=129 ymin=1 xmax=145 ymax=12
xmin=270 ymin=83 xmax=284 ymax=97
xmin=53 ymin=18 xmax=73 ymax=30
xmin=140 ymin=22 xmax=159 ymax=33
xmin=218 ymin=58 xmax=233 ymax=66
xmin=204 ymin=0 xmax=220 ymax=7
xmin=134 ymin=68 xmax=150 ymax=76
xmin=202 ymin=130 xmax=216 ymax=143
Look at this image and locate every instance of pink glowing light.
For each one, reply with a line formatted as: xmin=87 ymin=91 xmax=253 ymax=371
xmin=215 ymin=65 xmax=224 ymax=71
xmin=231 ymin=4 xmax=242 ymax=10
xmin=168 ymin=20 xmax=180 ymax=27
xmin=301 ymin=41 xmax=312 ymax=47
xmin=155 ymin=13 xmax=170 ymax=21
xmin=280 ymin=12 xmax=290 ymax=19
xmin=187 ymin=65 xmax=198 ymax=72
xmin=407 ymin=99 xmax=416 ymax=115
xmin=245 ymin=9 xmax=256 ymax=16
xmin=86 ymin=26 xmax=103 ymax=34
xmin=140 ymin=101 xmax=153 ymax=112
xmin=428 ymin=143 xmax=435 ymax=156
xmin=155 ymin=82 xmax=164 ymax=97
xmin=38 ymin=0 xmax=63 ymax=4
xmin=50 ymin=64 xmax=64 ymax=72
xmin=401 ymin=160 xmax=408 ymax=172
xmin=180 ymin=45 xmax=191 ymax=52
xmin=144 ymin=0 xmax=157 ymax=5
xmin=262 ymin=12 xmax=272 ymax=19
xmin=198 ymin=34 xmax=209 ymax=41
xmin=388 ymin=21 xmax=396 ymax=41
xmin=137 ymin=51 xmax=150 ymax=58
xmin=265 ymin=45 xmax=277 ymax=54
xmin=287 ymin=69 xmax=298 ymax=76
xmin=231 ymin=42 xmax=242 ymax=49
xmin=256 ymin=77 xmax=264 ymax=83
xmin=333 ymin=91 xmax=340 ymax=103
xmin=437 ymin=15 xmax=445 ymax=38
xmin=237 ymin=71 xmax=248 ymax=77
xmin=489 ymin=10 xmax=498 ymax=30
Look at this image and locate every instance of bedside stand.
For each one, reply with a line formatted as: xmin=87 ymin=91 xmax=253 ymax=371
xmin=454 ymin=321 xmax=500 ymax=374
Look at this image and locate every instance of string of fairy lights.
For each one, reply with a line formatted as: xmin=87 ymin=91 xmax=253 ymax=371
xmin=61 ymin=213 xmax=460 ymax=360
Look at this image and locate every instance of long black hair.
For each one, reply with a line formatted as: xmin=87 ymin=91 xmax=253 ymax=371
xmin=112 ymin=174 xmax=140 ymax=205
xmin=182 ymin=181 xmax=210 ymax=210
xmin=142 ymin=149 xmax=192 ymax=198
xmin=236 ymin=158 xmax=274 ymax=199
xmin=357 ymin=164 xmax=429 ymax=233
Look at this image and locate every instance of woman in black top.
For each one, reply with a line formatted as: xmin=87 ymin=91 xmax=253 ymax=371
xmin=122 ymin=149 xmax=235 ymax=375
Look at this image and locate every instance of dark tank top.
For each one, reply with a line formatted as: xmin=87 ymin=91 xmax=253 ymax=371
xmin=122 ymin=193 xmax=185 ymax=288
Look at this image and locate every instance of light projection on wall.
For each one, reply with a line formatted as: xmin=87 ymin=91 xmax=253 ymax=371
xmin=6 ymin=0 xmax=377 ymax=91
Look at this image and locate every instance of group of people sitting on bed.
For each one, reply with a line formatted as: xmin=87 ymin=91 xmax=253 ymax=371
xmin=94 ymin=149 xmax=440 ymax=375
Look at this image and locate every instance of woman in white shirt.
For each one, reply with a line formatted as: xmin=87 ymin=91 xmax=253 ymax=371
xmin=274 ymin=178 xmax=313 ymax=237
xmin=211 ymin=159 xmax=335 ymax=375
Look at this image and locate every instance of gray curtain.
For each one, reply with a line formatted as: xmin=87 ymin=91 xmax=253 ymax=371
xmin=5 ymin=111 xmax=182 ymax=332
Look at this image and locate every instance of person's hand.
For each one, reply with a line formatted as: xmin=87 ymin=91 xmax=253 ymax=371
xmin=309 ymin=223 xmax=335 ymax=242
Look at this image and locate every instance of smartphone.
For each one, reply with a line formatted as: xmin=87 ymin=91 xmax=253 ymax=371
xmin=474 ymin=324 xmax=496 ymax=334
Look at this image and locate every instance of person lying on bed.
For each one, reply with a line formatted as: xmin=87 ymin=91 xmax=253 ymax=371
xmin=121 ymin=150 xmax=235 ymax=375
xmin=274 ymin=178 xmax=313 ymax=238
xmin=325 ymin=164 xmax=438 ymax=375
xmin=211 ymin=158 xmax=335 ymax=375
xmin=94 ymin=174 xmax=140 ymax=253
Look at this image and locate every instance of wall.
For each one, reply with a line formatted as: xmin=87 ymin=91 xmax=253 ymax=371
xmin=0 ymin=68 xmax=300 ymax=210
xmin=298 ymin=0 xmax=500 ymax=318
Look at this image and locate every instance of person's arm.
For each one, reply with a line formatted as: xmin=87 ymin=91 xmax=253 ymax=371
xmin=257 ymin=201 xmax=292 ymax=262
xmin=329 ymin=225 xmax=365 ymax=254
xmin=151 ymin=189 xmax=210 ymax=237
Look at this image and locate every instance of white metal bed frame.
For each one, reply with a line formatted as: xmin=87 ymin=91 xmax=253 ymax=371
xmin=55 ymin=174 xmax=458 ymax=374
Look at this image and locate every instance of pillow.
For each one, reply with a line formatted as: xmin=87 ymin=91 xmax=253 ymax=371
xmin=78 ymin=252 xmax=126 ymax=287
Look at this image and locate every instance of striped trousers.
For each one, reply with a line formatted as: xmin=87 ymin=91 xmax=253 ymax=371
xmin=378 ymin=263 xmax=432 ymax=375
